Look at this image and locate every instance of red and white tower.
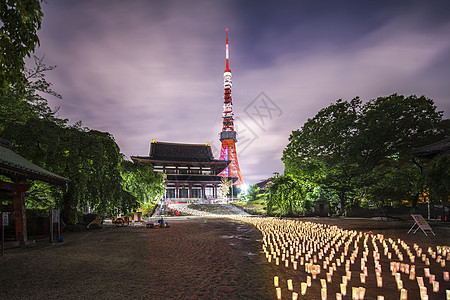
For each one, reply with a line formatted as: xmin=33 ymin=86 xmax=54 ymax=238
xmin=219 ymin=29 xmax=245 ymax=187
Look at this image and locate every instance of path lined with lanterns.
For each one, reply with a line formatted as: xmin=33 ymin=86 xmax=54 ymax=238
xmin=236 ymin=217 xmax=450 ymax=300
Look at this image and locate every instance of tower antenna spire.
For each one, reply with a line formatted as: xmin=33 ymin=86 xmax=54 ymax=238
xmin=225 ymin=28 xmax=229 ymax=71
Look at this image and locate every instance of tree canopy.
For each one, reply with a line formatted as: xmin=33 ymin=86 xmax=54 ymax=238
xmin=281 ymin=94 xmax=448 ymax=214
xmin=0 ymin=0 xmax=43 ymax=94
xmin=0 ymin=1 xmax=165 ymax=222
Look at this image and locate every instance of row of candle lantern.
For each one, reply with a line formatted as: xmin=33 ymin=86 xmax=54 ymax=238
xmin=236 ymin=217 xmax=450 ymax=300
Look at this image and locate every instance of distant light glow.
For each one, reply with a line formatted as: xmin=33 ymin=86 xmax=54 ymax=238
xmin=241 ymin=183 xmax=249 ymax=194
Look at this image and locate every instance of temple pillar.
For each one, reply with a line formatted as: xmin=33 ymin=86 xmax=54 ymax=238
xmin=12 ymin=184 xmax=30 ymax=245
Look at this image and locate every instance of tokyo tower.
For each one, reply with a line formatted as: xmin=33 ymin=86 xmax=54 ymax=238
xmin=219 ymin=29 xmax=245 ymax=187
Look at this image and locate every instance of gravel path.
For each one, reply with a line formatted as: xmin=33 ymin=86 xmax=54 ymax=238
xmin=0 ymin=218 xmax=273 ymax=300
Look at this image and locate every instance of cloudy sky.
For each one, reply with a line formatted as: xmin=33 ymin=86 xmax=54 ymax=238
xmin=34 ymin=0 xmax=450 ymax=184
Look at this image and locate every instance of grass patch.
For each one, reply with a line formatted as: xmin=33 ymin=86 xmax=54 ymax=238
xmin=231 ymin=201 xmax=267 ymax=215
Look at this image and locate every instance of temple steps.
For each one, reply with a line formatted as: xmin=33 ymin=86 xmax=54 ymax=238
xmin=166 ymin=203 xmax=249 ymax=217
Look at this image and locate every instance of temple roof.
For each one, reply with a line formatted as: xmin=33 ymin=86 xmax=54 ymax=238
xmin=150 ymin=141 xmax=215 ymax=161
xmin=0 ymin=139 xmax=68 ymax=185
xmin=132 ymin=141 xmax=229 ymax=163
xmin=131 ymin=141 xmax=230 ymax=174
xmin=411 ymin=136 xmax=450 ymax=158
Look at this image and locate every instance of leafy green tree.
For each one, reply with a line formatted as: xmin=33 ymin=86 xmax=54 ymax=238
xmin=121 ymin=160 xmax=165 ymax=207
xmin=283 ymin=94 xmax=447 ymax=214
xmin=265 ymin=173 xmax=306 ymax=216
xmin=283 ymin=98 xmax=365 ymax=213
xmin=0 ymin=0 xmax=44 ymax=94
xmin=1 ymin=117 xmax=139 ymax=222
xmin=245 ymin=185 xmax=260 ymax=202
xmin=0 ymin=55 xmax=64 ymax=134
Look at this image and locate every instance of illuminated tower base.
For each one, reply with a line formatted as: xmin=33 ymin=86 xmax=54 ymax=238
xmin=219 ymin=138 xmax=244 ymax=187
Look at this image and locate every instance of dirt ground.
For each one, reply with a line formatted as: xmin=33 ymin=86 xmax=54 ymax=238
xmin=0 ymin=216 xmax=449 ymax=300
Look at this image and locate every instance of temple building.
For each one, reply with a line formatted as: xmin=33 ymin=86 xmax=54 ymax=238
xmin=131 ymin=140 xmax=230 ymax=202
xmin=0 ymin=139 xmax=68 ymax=245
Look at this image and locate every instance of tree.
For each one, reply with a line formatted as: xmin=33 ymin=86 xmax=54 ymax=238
xmin=265 ymin=173 xmax=306 ymax=216
xmin=283 ymin=98 xmax=365 ymax=213
xmin=283 ymin=94 xmax=447 ymax=214
xmin=0 ymin=55 xmax=64 ymax=134
xmin=121 ymin=160 xmax=165 ymax=207
xmin=245 ymin=185 xmax=260 ymax=202
xmin=0 ymin=0 xmax=44 ymax=94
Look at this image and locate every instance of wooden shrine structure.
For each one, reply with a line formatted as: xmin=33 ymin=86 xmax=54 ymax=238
xmin=411 ymin=136 xmax=450 ymax=158
xmin=131 ymin=141 xmax=232 ymax=202
xmin=0 ymin=139 xmax=68 ymax=245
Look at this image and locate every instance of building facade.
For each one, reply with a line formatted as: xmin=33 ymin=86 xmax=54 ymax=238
xmin=131 ymin=141 xmax=230 ymax=202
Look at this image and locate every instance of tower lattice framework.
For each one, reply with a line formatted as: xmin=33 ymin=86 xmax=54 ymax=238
xmin=218 ymin=29 xmax=244 ymax=187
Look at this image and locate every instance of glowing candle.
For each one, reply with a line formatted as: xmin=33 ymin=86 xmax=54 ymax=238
xmin=321 ymin=288 xmax=327 ymax=300
xmin=417 ymin=277 xmax=424 ymax=287
xmin=352 ymin=287 xmax=358 ymax=300
xmin=276 ymin=287 xmax=281 ymax=300
xmin=336 ymin=292 xmax=342 ymax=300
xmin=293 ymin=261 xmax=298 ymax=270
xmin=360 ymin=273 xmax=366 ymax=284
xmin=340 ymin=283 xmax=346 ymax=296
xmin=432 ymin=281 xmax=439 ymax=292
xmin=429 ymin=274 xmax=435 ymax=284
xmin=320 ymin=279 xmax=326 ymax=289
xmin=274 ymin=276 xmax=279 ymax=287
xmin=307 ymin=276 xmax=311 ymax=287
xmin=292 ymin=292 xmax=298 ymax=300
xmin=327 ymin=272 xmax=332 ymax=283
xmin=424 ymin=268 xmax=430 ymax=277
xmin=359 ymin=287 xmax=365 ymax=299
xmin=287 ymin=279 xmax=293 ymax=291
xmin=377 ymin=276 xmax=383 ymax=287
xmin=301 ymin=282 xmax=307 ymax=295
xmin=400 ymin=289 xmax=407 ymax=300
xmin=285 ymin=260 xmax=289 ymax=268
xmin=444 ymin=271 xmax=449 ymax=281
xmin=377 ymin=296 xmax=384 ymax=300
xmin=419 ymin=286 xmax=427 ymax=298
xmin=397 ymin=279 xmax=403 ymax=290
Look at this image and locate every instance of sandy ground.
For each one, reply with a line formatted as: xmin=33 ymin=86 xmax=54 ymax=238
xmin=0 ymin=216 xmax=449 ymax=300
xmin=0 ymin=217 xmax=274 ymax=300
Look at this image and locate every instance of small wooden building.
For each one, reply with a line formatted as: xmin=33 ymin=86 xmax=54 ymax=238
xmin=131 ymin=141 xmax=231 ymax=202
xmin=314 ymin=194 xmax=331 ymax=217
xmin=0 ymin=139 xmax=68 ymax=245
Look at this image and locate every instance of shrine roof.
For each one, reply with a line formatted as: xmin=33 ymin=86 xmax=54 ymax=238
xmin=411 ymin=136 xmax=450 ymax=158
xmin=0 ymin=139 xmax=68 ymax=185
xmin=132 ymin=141 xmax=228 ymax=164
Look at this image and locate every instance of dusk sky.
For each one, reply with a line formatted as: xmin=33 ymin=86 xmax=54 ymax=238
xmin=33 ymin=0 xmax=450 ymax=184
